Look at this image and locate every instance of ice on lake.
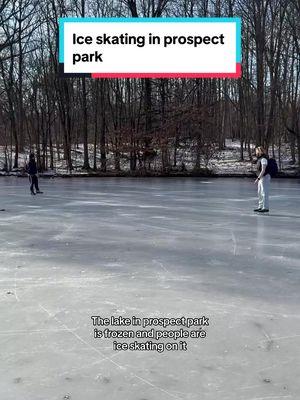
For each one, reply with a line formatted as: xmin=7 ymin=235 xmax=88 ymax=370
xmin=0 ymin=177 xmax=300 ymax=400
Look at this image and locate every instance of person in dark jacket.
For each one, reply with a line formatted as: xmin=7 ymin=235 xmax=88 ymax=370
xmin=27 ymin=153 xmax=43 ymax=195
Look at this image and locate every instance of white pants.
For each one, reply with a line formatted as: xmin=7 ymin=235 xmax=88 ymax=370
xmin=258 ymin=174 xmax=271 ymax=209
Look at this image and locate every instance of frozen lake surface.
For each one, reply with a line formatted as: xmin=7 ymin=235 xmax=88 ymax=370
xmin=1 ymin=177 xmax=300 ymax=400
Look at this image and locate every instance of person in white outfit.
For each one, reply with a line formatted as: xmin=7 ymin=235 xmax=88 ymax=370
xmin=254 ymin=146 xmax=270 ymax=213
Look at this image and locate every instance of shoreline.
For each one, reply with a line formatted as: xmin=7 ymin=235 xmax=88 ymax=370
xmin=1 ymin=171 xmax=299 ymax=179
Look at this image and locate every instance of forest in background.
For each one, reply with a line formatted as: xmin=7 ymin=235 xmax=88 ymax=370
xmin=0 ymin=0 xmax=299 ymax=174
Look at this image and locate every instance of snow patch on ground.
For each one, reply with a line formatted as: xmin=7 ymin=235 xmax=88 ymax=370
xmin=0 ymin=139 xmax=299 ymax=176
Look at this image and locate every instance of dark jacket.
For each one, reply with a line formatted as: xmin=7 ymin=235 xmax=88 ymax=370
xmin=256 ymin=154 xmax=269 ymax=176
xmin=27 ymin=160 xmax=38 ymax=175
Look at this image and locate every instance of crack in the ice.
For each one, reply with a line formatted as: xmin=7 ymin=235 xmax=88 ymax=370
xmin=152 ymin=259 xmax=170 ymax=274
xmin=230 ymin=230 xmax=237 ymax=256
xmin=14 ymin=268 xmax=20 ymax=302
xmin=260 ymin=334 xmax=300 ymax=343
